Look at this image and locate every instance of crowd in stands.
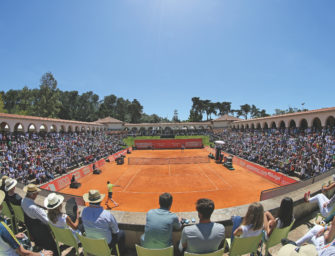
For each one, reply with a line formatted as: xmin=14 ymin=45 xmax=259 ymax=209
xmin=0 ymin=132 xmax=126 ymax=185
xmin=212 ymin=127 xmax=335 ymax=179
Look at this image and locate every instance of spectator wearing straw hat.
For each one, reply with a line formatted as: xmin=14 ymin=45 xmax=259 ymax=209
xmin=21 ymin=184 xmax=58 ymax=255
xmin=4 ymin=178 xmax=22 ymax=207
xmin=21 ymin=184 xmax=48 ymax=224
xmin=0 ymin=190 xmax=53 ymax=255
xmin=81 ymin=189 xmax=125 ymax=254
xmin=0 ymin=175 xmax=8 ymax=192
xmin=44 ymin=193 xmax=81 ymax=236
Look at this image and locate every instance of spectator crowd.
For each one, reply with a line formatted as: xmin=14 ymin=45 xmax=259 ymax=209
xmin=0 ymin=131 xmax=126 ymax=185
xmin=212 ymin=127 xmax=335 ymax=179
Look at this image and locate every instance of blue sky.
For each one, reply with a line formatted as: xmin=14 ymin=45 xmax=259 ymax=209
xmin=0 ymin=0 xmax=334 ymax=121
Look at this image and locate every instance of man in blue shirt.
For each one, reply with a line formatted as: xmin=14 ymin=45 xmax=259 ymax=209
xmin=141 ymin=192 xmax=182 ymax=248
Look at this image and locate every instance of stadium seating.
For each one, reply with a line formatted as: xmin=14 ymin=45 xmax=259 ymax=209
xmin=264 ymin=219 xmax=295 ymax=256
xmin=184 ymin=247 xmax=225 ymax=256
xmin=49 ymin=224 xmax=80 ymax=256
xmin=135 ymin=244 xmax=174 ymax=256
xmin=223 ymin=233 xmax=263 ymax=256
xmin=77 ymin=233 xmax=120 ymax=256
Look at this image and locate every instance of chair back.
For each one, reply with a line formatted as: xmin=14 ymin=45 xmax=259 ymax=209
xmin=11 ymin=204 xmax=25 ymax=223
xmin=227 ymin=233 xmax=263 ymax=256
xmin=77 ymin=233 xmax=119 ymax=256
xmin=265 ymin=219 xmax=295 ymax=253
xmin=135 ymin=244 xmax=173 ymax=256
xmin=184 ymin=247 xmax=224 ymax=256
xmin=1 ymin=201 xmax=15 ymax=231
xmin=49 ymin=224 xmax=79 ymax=256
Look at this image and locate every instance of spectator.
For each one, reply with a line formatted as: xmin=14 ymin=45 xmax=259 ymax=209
xmin=231 ymin=202 xmax=264 ymax=241
xmin=304 ymin=191 xmax=335 ymax=218
xmin=21 ymin=184 xmax=58 ymax=255
xmin=4 ymin=178 xmax=22 ymax=207
xmin=179 ymin=198 xmax=225 ymax=254
xmin=0 ymin=190 xmax=53 ymax=256
xmin=264 ymin=197 xmax=294 ymax=238
xmin=81 ymin=189 xmax=125 ymax=254
xmin=44 ymin=193 xmax=82 ymax=236
xmin=141 ymin=192 xmax=182 ymax=249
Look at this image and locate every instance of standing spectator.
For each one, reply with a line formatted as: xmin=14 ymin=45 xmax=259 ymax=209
xmin=179 ymin=198 xmax=225 ymax=254
xmin=81 ymin=190 xmax=125 ymax=254
xmin=141 ymin=193 xmax=182 ymax=249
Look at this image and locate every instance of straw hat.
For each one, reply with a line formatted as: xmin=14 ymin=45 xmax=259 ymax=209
xmin=83 ymin=190 xmax=105 ymax=203
xmin=0 ymin=190 xmax=5 ymax=205
xmin=277 ymin=244 xmax=317 ymax=256
xmin=44 ymin=193 xmax=64 ymax=210
xmin=0 ymin=175 xmax=9 ymax=186
xmin=23 ymin=184 xmax=41 ymax=193
xmin=5 ymin=178 xmax=17 ymax=191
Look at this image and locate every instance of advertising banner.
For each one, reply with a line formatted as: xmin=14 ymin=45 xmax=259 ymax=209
xmin=40 ymin=147 xmax=131 ymax=191
xmin=135 ymin=139 xmax=203 ymax=149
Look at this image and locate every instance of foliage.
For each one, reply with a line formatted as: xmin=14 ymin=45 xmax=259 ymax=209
xmin=0 ymin=94 xmax=6 ymax=113
xmin=274 ymin=107 xmax=308 ymax=116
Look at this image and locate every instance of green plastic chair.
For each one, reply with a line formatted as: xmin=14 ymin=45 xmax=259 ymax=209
xmin=11 ymin=204 xmax=31 ymax=240
xmin=224 ymin=233 xmax=263 ymax=256
xmin=77 ymin=233 xmax=120 ymax=256
xmin=1 ymin=201 xmax=15 ymax=231
xmin=135 ymin=244 xmax=173 ymax=256
xmin=184 ymin=247 xmax=225 ymax=256
xmin=49 ymin=224 xmax=80 ymax=256
xmin=264 ymin=220 xmax=295 ymax=256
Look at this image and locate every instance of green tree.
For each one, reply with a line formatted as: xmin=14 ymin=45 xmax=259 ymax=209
xmin=240 ymin=104 xmax=251 ymax=119
xmin=98 ymin=94 xmax=117 ymax=118
xmin=216 ymin=101 xmax=231 ymax=116
xmin=58 ymin=91 xmax=80 ymax=120
xmin=250 ymin=104 xmax=260 ymax=118
xmin=75 ymin=91 xmax=99 ymax=121
xmin=0 ymin=94 xmax=6 ymax=113
xmin=172 ymin=109 xmax=180 ymax=122
xmin=189 ymin=97 xmax=203 ymax=121
xmin=34 ymin=72 xmax=61 ymax=117
xmin=127 ymin=99 xmax=143 ymax=123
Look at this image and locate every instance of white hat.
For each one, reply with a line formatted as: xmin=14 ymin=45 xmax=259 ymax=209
xmin=44 ymin=193 xmax=64 ymax=210
xmin=0 ymin=191 xmax=5 ymax=205
xmin=5 ymin=178 xmax=17 ymax=191
xmin=23 ymin=183 xmax=41 ymax=193
xmin=277 ymin=244 xmax=317 ymax=256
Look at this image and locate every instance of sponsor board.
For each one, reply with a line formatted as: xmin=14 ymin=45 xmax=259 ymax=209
xmin=135 ymin=139 xmax=203 ymax=149
xmin=40 ymin=147 xmax=131 ymax=191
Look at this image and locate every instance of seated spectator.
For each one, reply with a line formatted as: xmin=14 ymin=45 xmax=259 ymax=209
xmin=264 ymin=197 xmax=294 ymax=238
xmin=44 ymin=193 xmax=82 ymax=236
xmin=4 ymin=178 xmax=22 ymax=207
xmin=0 ymin=190 xmax=53 ymax=256
xmin=21 ymin=184 xmax=58 ymax=255
xmin=304 ymin=191 xmax=335 ymax=218
xmin=179 ymin=198 xmax=225 ymax=254
xmin=141 ymin=192 xmax=182 ymax=249
xmin=0 ymin=175 xmax=8 ymax=192
xmin=231 ymin=202 xmax=264 ymax=241
xmin=81 ymin=190 xmax=125 ymax=254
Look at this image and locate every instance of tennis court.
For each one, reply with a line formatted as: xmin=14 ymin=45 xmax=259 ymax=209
xmin=60 ymin=149 xmax=278 ymax=212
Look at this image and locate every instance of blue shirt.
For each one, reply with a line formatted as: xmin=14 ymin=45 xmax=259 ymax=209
xmin=141 ymin=208 xmax=181 ymax=248
xmin=81 ymin=206 xmax=119 ymax=244
xmin=0 ymin=220 xmax=20 ymax=256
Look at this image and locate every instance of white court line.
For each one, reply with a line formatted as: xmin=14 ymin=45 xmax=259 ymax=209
xmin=117 ymin=189 xmax=219 ymax=194
xmin=122 ymin=166 xmax=142 ymax=192
xmin=169 ymin=165 xmax=171 ymax=176
xmin=196 ymin=164 xmax=219 ymax=190
xmin=202 ymin=164 xmax=232 ymax=189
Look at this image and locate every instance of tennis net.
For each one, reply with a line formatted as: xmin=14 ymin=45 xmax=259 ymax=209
xmin=128 ymin=156 xmax=210 ymax=165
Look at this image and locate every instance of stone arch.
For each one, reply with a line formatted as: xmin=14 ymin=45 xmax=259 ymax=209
xmin=28 ymin=123 xmax=36 ymax=132
xmin=312 ymin=117 xmax=322 ymax=129
xmin=270 ymin=121 xmax=277 ymax=129
xmin=68 ymin=126 xmax=73 ymax=132
xmin=131 ymin=127 xmax=138 ymax=133
xmin=256 ymin=123 xmax=261 ymax=129
xmin=0 ymin=122 xmax=10 ymax=132
xmin=263 ymin=122 xmax=269 ymax=129
xmin=50 ymin=125 xmax=57 ymax=132
xmin=14 ymin=123 xmax=24 ymax=132
xmin=39 ymin=124 xmax=47 ymax=133
xmin=75 ymin=126 xmax=80 ymax=132
xmin=60 ymin=125 xmax=65 ymax=133
xmin=164 ymin=127 xmax=173 ymax=134
xmin=279 ymin=120 xmax=286 ymax=129
xmin=139 ymin=127 xmax=146 ymax=135
xmin=289 ymin=120 xmax=296 ymax=128
xmin=299 ymin=119 xmax=308 ymax=130
xmin=245 ymin=124 xmax=249 ymax=129
xmin=81 ymin=126 xmax=86 ymax=132
xmin=251 ymin=123 xmax=255 ymax=130
xmin=326 ymin=116 xmax=335 ymax=128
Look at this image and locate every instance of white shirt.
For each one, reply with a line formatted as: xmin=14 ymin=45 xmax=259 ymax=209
xmin=21 ymin=197 xmax=49 ymax=224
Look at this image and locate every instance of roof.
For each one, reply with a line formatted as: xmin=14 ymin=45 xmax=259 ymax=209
xmin=213 ymin=114 xmax=242 ymax=122
xmin=0 ymin=112 xmax=102 ymax=126
xmin=96 ymin=117 xmax=123 ymax=124
xmin=233 ymin=106 xmax=335 ymax=123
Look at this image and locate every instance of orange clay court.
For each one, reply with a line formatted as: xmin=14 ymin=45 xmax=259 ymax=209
xmin=60 ymin=149 xmax=278 ymax=212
